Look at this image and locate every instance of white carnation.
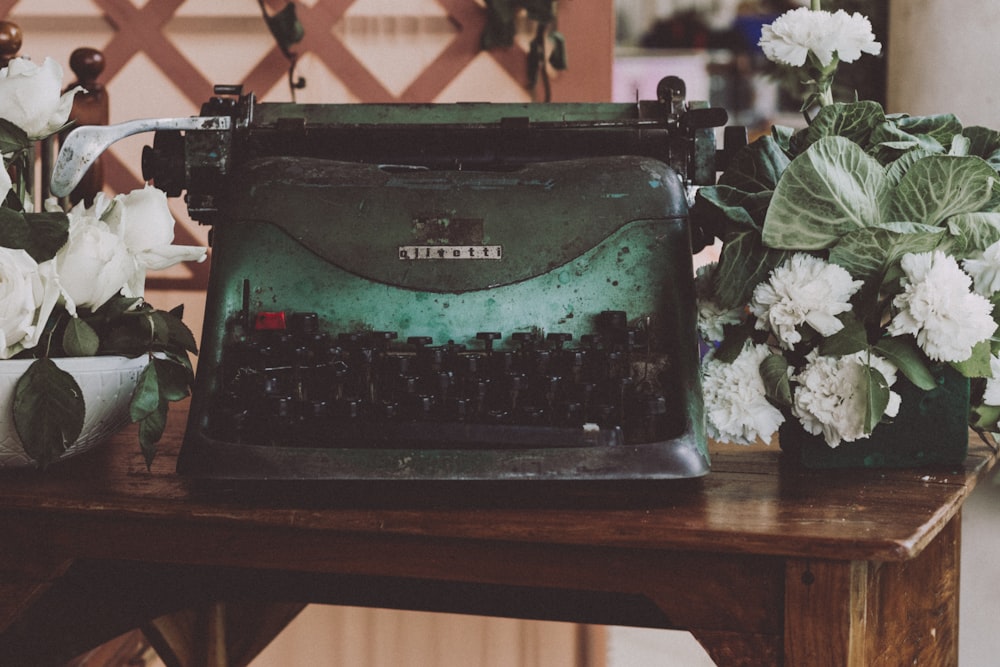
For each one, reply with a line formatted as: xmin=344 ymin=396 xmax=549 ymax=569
xmin=983 ymin=355 xmax=1000 ymax=406
xmin=759 ymin=7 xmax=881 ymax=68
xmin=694 ymin=263 xmax=743 ymax=343
xmin=750 ymin=253 xmax=863 ymax=349
xmin=888 ymin=251 xmax=996 ymax=362
xmin=792 ymin=349 xmax=901 ymax=448
xmin=702 ymin=342 xmax=785 ymax=445
xmin=963 ymin=240 xmax=1000 ymax=296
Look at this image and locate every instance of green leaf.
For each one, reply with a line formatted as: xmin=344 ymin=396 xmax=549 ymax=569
xmin=970 ymin=403 xmax=1000 ymax=432
xmin=759 ymin=353 xmax=792 ymax=407
xmin=863 ymin=364 xmax=890 ymax=434
xmin=893 ymin=113 xmax=964 ymax=148
xmin=949 ymin=134 xmax=971 ymax=157
xmin=137 ymin=400 xmax=168 ymax=470
xmin=696 ymin=186 xmax=772 ymax=232
xmin=801 ymin=100 xmax=886 ymax=150
xmin=818 ymin=315 xmax=868 ymax=356
xmin=828 ymin=222 xmax=945 ymax=283
xmin=873 ymin=337 xmax=937 ymax=390
xmin=943 ymin=212 xmax=1000 ymax=256
xmin=870 ymin=113 xmax=962 ymax=161
xmin=951 ymin=339 xmax=994 ymax=378
xmin=884 ymin=148 xmax=937 ymax=188
xmin=887 ymin=155 xmax=997 ymax=226
xmin=158 ymin=309 xmax=198 ymax=354
xmin=129 ymin=362 xmax=160 ymax=422
xmin=0 ymin=118 xmax=30 ymax=153
xmin=714 ymin=230 xmax=791 ymax=309
xmin=762 ymin=136 xmax=889 ymax=249
xmin=62 ymin=318 xmax=100 ymax=357
xmin=0 ymin=207 xmax=30 ymax=249
xmin=12 ymin=359 xmax=85 ymax=467
xmin=152 ymin=356 xmax=191 ymax=402
xmin=717 ymin=135 xmax=790 ymax=192
xmin=713 ymin=320 xmax=753 ymax=364
xmin=22 ymin=211 xmax=69 ymax=263
xmin=964 ymin=125 xmax=1000 ymax=171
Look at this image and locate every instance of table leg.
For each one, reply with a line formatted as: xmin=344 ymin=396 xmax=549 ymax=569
xmin=784 ymin=514 xmax=961 ymax=667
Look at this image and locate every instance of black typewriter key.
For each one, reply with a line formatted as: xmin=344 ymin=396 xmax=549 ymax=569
xmin=289 ymin=311 xmax=319 ymax=334
xmin=407 ymin=336 xmax=433 ymax=349
xmin=547 ymin=332 xmax=572 ymax=349
xmin=369 ymin=331 xmax=398 ymax=348
xmin=475 ymin=331 xmax=501 ymax=353
xmin=379 ymin=400 xmax=400 ymax=420
xmin=597 ymin=310 xmax=629 ymax=346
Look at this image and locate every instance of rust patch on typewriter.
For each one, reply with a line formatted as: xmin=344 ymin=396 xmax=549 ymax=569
xmin=411 ymin=215 xmax=484 ymax=244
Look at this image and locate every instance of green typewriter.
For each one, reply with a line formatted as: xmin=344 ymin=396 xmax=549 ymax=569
xmin=53 ymin=77 xmax=738 ymax=482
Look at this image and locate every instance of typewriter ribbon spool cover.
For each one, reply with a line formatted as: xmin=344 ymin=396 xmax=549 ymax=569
xmin=56 ymin=91 xmax=719 ymax=483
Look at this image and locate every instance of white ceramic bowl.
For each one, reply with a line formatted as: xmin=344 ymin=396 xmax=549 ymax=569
xmin=0 ymin=355 xmax=149 ymax=468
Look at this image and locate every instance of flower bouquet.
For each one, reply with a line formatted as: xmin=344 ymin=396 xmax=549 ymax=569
xmin=1 ymin=55 xmax=205 ymax=468
xmin=694 ymin=1 xmax=1000 ymax=466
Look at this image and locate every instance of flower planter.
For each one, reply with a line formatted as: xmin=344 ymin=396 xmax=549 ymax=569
xmin=0 ymin=355 xmax=148 ymax=468
xmin=779 ymin=364 xmax=970 ymax=469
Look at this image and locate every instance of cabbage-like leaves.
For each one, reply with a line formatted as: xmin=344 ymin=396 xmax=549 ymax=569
xmin=887 ymin=155 xmax=997 ymax=226
xmin=763 ymin=136 xmax=889 ymax=249
xmin=714 ymin=230 xmax=791 ymax=310
xmin=800 ymin=100 xmax=886 ymax=151
xmin=718 ymin=135 xmax=790 ymax=192
xmin=964 ymin=126 xmax=1000 ymax=171
xmin=828 ymin=222 xmax=945 ymax=283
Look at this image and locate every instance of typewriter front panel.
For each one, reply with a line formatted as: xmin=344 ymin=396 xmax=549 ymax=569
xmin=180 ymin=153 xmax=708 ymax=481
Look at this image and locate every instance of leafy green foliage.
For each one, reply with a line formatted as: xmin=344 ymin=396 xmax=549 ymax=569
xmin=763 ymin=136 xmax=889 ymax=249
xmin=862 ymin=364 xmax=890 ymax=435
xmin=0 ymin=118 xmax=30 ymax=154
xmin=13 ymin=359 xmax=85 ymax=468
xmin=0 ymin=208 xmax=69 ymax=263
xmin=12 ymin=296 xmax=197 ymax=468
xmin=760 ymin=353 xmax=792 ymax=407
xmin=693 ymin=95 xmax=1000 ymax=444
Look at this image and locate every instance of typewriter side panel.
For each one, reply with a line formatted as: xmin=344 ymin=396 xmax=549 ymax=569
xmin=180 ymin=155 xmax=708 ymax=481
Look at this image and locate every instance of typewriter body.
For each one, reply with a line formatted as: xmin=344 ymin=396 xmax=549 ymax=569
xmin=54 ymin=78 xmax=734 ymax=482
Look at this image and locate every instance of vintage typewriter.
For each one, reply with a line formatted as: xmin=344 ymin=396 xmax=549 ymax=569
xmin=53 ymin=77 xmax=737 ymax=483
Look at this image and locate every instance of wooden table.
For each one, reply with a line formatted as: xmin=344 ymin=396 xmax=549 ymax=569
xmin=0 ymin=400 xmax=994 ymax=666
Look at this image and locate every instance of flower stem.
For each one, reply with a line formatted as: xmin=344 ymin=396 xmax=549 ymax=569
xmin=811 ymin=0 xmax=822 ymax=10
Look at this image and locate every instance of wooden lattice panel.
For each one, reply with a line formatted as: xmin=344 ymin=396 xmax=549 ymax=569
xmin=1 ymin=0 xmax=611 ymax=298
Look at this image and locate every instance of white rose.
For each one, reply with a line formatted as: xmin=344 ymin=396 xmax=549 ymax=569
xmin=0 ymin=248 xmax=59 ymax=359
xmin=55 ymin=210 xmax=137 ymax=315
xmin=0 ymin=57 xmax=80 ymax=140
xmin=103 ymin=185 xmax=207 ymax=295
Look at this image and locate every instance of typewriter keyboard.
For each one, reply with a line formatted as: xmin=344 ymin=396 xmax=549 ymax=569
xmin=207 ymin=309 xmax=684 ymax=449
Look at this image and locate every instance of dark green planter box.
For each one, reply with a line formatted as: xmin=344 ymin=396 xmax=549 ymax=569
xmin=780 ymin=365 xmax=970 ymax=469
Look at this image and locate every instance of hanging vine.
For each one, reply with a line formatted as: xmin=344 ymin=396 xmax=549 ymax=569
xmin=257 ymin=0 xmax=306 ymax=101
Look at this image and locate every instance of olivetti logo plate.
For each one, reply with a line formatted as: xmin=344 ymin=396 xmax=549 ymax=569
xmin=399 ymin=245 xmax=503 ymax=260
xmin=401 ymin=215 xmax=501 ymax=260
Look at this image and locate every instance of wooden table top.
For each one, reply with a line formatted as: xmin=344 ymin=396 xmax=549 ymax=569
xmin=0 ymin=400 xmax=995 ymax=564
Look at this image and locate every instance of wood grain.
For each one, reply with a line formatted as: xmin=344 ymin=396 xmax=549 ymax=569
xmin=0 ymin=399 xmax=991 ymax=666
